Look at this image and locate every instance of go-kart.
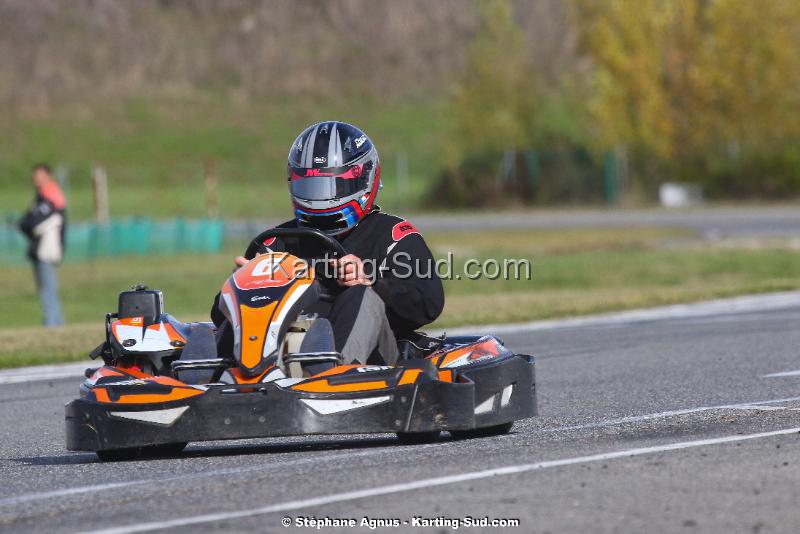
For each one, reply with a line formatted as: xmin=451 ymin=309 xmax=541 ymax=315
xmin=65 ymin=228 xmax=537 ymax=461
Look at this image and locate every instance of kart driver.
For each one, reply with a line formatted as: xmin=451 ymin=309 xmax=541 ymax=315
xmin=211 ymin=121 xmax=444 ymax=366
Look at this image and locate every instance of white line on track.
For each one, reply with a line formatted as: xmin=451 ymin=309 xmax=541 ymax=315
xmin=538 ymin=395 xmax=800 ymax=433
xmin=83 ymin=426 xmax=800 ymax=534
xmin=0 ymin=361 xmax=90 ymax=385
xmin=762 ymin=369 xmax=800 ymax=378
xmin=3 ymin=395 xmax=799 ymax=511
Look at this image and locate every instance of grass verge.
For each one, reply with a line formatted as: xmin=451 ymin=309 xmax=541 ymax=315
xmin=0 ymin=96 xmax=443 ymax=220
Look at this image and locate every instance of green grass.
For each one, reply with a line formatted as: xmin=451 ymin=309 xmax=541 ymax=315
xmin=0 ymin=247 xmax=242 ymax=328
xmin=424 ymin=228 xmax=800 ymax=325
xmin=0 ymin=96 xmax=445 ymax=220
xmin=2 ymin=227 xmax=800 ymax=368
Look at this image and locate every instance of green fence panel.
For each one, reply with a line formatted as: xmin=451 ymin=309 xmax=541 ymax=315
xmin=64 ymin=223 xmax=92 ymax=261
xmin=175 ymin=217 xmax=187 ymax=253
xmin=149 ymin=219 xmax=177 ymax=255
xmin=0 ymin=222 xmax=27 ymax=265
xmin=1 ymin=217 xmax=224 ymax=264
xmin=91 ymin=223 xmax=113 ymax=259
xmin=202 ymin=219 xmax=224 ymax=253
xmin=183 ymin=219 xmax=224 ymax=253
xmin=110 ymin=219 xmax=152 ymax=256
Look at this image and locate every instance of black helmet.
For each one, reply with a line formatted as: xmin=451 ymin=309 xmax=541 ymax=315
xmin=287 ymin=121 xmax=381 ymax=235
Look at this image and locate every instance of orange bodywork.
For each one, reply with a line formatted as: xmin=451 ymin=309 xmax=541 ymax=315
xmin=437 ymin=369 xmax=454 ymax=382
xmin=90 ymin=367 xmax=124 ymax=379
xmin=92 ymin=386 xmax=203 ymax=404
xmin=110 ymin=317 xmax=186 ymax=348
xmin=231 ymin=256 xmax=314 ymax=370
xmin=113 ymin=365 xmax=151 ymax=379
xmin=239 ymin=302 xmax=277 ymax=369
xmin=292 ymin=379 xmax=388 ymax=393
xmin=438 ymin=349 xmax=465 ymax=368
xmin=162 ymin=322 xmax=186 ymax=344
xmin=434 ymin=337 xmax=503 ymax=368
xmin=398 ymin=369 xmax=422 ymax=385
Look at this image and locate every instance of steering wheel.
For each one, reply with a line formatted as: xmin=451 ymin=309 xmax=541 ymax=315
xmin=244 ymin=227 xmax=347 ymax=261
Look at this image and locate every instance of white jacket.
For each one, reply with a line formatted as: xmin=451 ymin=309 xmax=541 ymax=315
xmin=32 ymin=212 xmax=64 ymax=264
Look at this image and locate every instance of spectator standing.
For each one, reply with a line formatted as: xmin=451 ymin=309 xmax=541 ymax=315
xmin=19 ymin=164 xmax=67 ymax=327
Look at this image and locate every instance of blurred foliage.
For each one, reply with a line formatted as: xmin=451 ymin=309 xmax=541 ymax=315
xmin=575 ymin=0 xmax=800 ymax=197
xmin=449 ymin=0 xmax=537 ymax=157
xmin=434 ymin=0 xmax=531 ymax=207
xmin=435 ymin=0 xmax=601 ymax=207
xmin=436 ymin=0 xmax=800 ymax=206
xmin=2 ymin=0 xmax=800 ymax=209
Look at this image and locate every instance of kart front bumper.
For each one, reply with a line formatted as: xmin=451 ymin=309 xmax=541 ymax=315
xmin=66 ymin=354 xmax=536 ymax=452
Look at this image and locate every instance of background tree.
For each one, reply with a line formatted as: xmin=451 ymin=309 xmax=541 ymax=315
xmin=573 ymin=0 xmax=800 ymax=197
xmin=449 ymin=0 xmax=538 ymax=160
xmin=435 ymin=0 xmax=540 ymax=206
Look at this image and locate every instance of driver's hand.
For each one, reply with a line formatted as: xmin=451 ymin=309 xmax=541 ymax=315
xmin=233 ymin=256 xmax=248 ymax=271
xmin=332 ymin=254 xmax=372 ymax=287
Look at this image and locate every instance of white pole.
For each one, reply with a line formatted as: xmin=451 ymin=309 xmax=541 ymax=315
xmin=93 ymin=165 xmax=109 ymax=224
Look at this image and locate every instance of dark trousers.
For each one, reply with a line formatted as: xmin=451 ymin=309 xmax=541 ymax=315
xmin=307 ymin=285 xmax=398 ymax=365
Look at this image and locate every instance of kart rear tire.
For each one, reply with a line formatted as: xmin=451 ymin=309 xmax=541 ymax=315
xmin=96 ymin=442 xmax=187 ymax=462
xmin=450 ymin=422 xmax=513 ymax=440
xmin=396 ymin=431 xmax=441 ymax=444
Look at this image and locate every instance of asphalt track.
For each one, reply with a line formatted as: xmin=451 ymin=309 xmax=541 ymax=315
xmin=1 ymin=298 xmax=800 ymax=533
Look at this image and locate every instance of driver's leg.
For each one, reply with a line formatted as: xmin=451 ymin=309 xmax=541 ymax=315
xmin=326 ymin=285 xmax=399 ymax=365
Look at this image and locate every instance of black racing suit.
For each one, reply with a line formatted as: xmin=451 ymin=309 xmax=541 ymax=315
xmin=211 ymin=209 xmax=445 ymax=363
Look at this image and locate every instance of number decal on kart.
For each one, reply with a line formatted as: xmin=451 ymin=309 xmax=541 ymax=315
xmin=233 ymin=253 xmax=311 ymax=290
xmin=251 ymin=257 xmax=282 ymax=277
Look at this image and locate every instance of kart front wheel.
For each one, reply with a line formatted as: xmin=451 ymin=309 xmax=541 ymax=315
xmin=450 ymin=422 xmax=513 ymax=440
xmin=96 ymin=442 xmax=187 ymax=462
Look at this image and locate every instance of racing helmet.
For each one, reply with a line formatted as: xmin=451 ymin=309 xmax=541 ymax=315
xmin=287 ymin=121 xmax=381 ymax=235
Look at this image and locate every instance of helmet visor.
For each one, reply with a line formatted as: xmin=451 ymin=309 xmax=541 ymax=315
xmin=288 ymin=163 xmax=370 ymax=201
